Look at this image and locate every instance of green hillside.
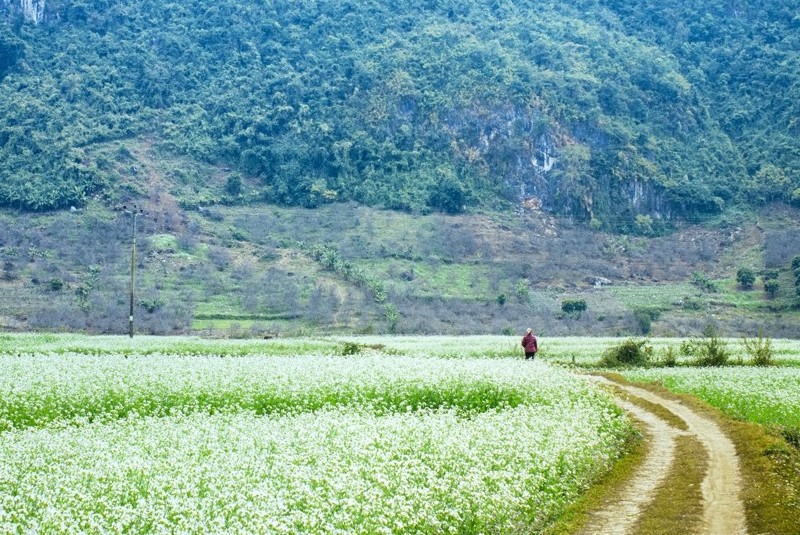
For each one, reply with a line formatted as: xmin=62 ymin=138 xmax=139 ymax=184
xmin=1 ymin=0 xmax=798 ymax=229
xmin=2 ymin=0 xmax=800 ymax=337
xmin=0 ymin=193 xmax=798 ymax=336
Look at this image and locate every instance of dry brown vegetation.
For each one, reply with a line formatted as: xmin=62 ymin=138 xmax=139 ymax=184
xmin=1 ymin=200 xmax=799 ymax=336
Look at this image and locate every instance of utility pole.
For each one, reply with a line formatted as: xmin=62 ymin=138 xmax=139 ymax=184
xmin=124 ymin=205 xmax=143 ymax=338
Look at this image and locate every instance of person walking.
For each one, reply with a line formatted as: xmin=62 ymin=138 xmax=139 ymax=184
xmin=521 ymin=328 xmax=538 ymax=360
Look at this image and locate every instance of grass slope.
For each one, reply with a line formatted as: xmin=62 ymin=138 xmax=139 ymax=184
xmin=0 ymin=198 xmax=799 ymax=336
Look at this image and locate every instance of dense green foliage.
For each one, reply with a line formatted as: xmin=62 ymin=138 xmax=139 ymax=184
xmin=561 ymin=298 xmax=588 ymax=315
xmin=599 ymin=337 xmax=653 ymax=367
xmin=793 ymin=255 xmax=800 ymax=296
xmin=736 ymin=267 xmax=755 ymax=289
xmin=1 ymin=0 xmax=798 ymax=226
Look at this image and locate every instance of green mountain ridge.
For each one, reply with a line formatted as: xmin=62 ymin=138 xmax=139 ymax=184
xmin=1 ymin=0 xmax=798 ymax=229
xmin=2 ymin=0 xmax=800 ymax=337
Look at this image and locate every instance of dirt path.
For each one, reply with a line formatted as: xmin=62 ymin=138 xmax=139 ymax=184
xmin=582 ymin=376 xmax=748 ymax=535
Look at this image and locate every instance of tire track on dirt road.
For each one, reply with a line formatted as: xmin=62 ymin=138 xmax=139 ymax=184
xmin=581 ymin=375 xmax=748 ymax=535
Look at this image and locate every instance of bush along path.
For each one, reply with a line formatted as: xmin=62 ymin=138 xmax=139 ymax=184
xmin=581 ymin=375 xmax=747 ymax=535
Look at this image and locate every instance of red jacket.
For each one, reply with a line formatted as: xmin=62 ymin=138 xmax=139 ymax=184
xmin=522 ymin=333 xmax=538 ymax=353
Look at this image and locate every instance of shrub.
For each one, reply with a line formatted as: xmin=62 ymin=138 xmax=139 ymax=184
xmin=225 ymin=173 xmax=243 ymax=196
xmin=200 ymin=208 xmax=225 ymax=222
xmin=599 ymin=338 xmax=653 ymax=368
xmin=661 ymin=345 xmax=678 ymax=367
xmin=138 ymin=298 xmax=165 ymax=313
xmin=762 ymin=268 xmax=780 ymax=281
xmin=515 ymin=279 xmax=530 ymax=303
xmin=691 ymin=271 xmax=718 ymax=292
xmin=561 ymin=299 xmax=587 ymax=316
xmin=736 ymin=267 xmax=755 ymax=290
xmin=383 ymin=304 xmax=399 ymax=334
xmin=2 ymin=260 xmax=16 ymax=281
xmin=680 ymin=297 xmax=703 ymax=310
xmin=341 ymin=342 xmax=362 ymax=356
xmin=679 ymin=338 xmax=702 ymax=357
xmin=48 ymin=277 xmax=65 ymax=291
xmin=693 ymin=335 xmax=730 ymax=367
xmin=230 ymin=227 xmax=249 ymax=242
xmin=633 ymin=307 xmax=661 ymax=335
xmin=764 ymin=280 xmax=780 ymax=298
xmin=794 ymin=260 xmax=800 ymax=294
xmin=427 ymin=170 xmax=469 ymax=214
xmin=742 ymin=331 xmax=774 ymax=366
xmin=634 ymin=214 xmax=653 ymax=236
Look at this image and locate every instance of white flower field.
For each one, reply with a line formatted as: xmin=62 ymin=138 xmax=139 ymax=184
xmin=620 ymin=367 xmax=800 ymax=429
xmin=0 ymin=339 xmax=631 ymax=534
xmin=1 ymin=333 xmax=798 ymax=533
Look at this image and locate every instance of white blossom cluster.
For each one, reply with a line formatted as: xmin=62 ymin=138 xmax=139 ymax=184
xmin=0 ymin=333 xmax=332 ymax=358
xmin=0 ymin=354 xmax=615 ymax=431
xmin=621 ymin=366 xmax=800 ymax=428
xmin=0 ymin=353 xmax=632 ymax=534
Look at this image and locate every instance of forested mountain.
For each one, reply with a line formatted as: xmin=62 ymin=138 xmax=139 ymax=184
xmin=1 ymin=0 xmax=799 ymax=230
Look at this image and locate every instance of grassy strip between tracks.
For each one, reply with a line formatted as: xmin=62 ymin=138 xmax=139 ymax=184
xmin=632 ymin=434 xmax=706 ymax=534
xmin=549 ymin=375 xmax=703 ymax=535
xmin=603 ymin=373 xmax=800 ymax=535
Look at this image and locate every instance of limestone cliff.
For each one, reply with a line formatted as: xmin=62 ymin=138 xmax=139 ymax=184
xmin=3 ymin=0 xmax=46 ymax=23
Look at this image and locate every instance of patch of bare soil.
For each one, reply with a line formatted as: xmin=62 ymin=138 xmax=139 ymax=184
xmin=582 ymin=376 xmax=748 ymax=535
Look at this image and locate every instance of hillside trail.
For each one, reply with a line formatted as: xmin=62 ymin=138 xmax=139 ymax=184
xmin=579 ymin=375 xmax=748 ymax=535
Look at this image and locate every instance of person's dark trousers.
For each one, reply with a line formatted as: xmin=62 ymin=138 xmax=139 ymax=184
xmin=525 ymin=352 xmax=536 ymax=360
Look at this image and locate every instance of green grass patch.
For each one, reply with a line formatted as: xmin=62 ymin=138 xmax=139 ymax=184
xmin=605 ymin=283 xmax=696 ymax=310
xmin=361 ymin=258 xmax=489 ymax=300
xmin=149 ymin=234 xmax=179 ymax=251
xmin=633 ymin=434 xmax=707 ymax=535
xmin=625 ymin=379 xmax=800 ymax=535
xmin=192 ymin=296 xmax=245 ymax=317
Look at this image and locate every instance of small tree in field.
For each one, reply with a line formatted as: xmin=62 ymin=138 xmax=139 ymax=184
xmin=764 ymin=279 xmax=779 ymax=299
xmin=742 ymin=330 xmax=774 ymax=366
xmin=693 ymin=327 xmax=731 ymax=367
xmin=736 ymin=267 xmax=755 ymax=290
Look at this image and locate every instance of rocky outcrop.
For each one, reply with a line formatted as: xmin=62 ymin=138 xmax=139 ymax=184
xmin=442 ymin=103 xmax=672 ymax=224
xmin=2 ymin=0 xmax=46 ymax=23
xmin=442 ymin=103 xmax=563 ymax=209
